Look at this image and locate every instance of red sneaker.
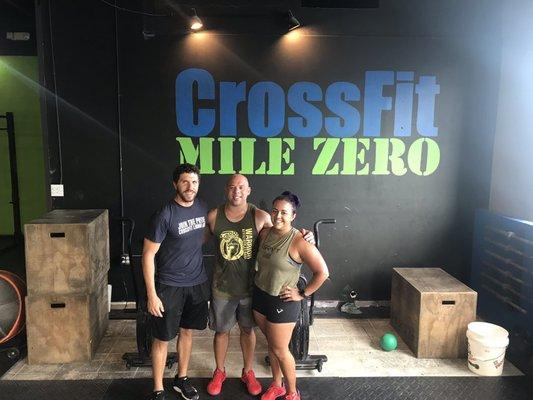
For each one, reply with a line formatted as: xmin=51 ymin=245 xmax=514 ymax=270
xmin=241 ymin=369 xmax=262 ymax=396
xmin=261 ymin=382 xmax=286 ymax=400
xmin=206 ymin=368 xmax=226 ymax=396
xmin=284 ymin=391 xmax=301 ymax=400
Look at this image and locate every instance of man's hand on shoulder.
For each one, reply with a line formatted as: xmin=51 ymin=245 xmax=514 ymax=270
xmin=300 ymin=228 xmax=315 ymax=245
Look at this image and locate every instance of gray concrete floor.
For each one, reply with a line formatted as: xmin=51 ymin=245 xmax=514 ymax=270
xmin=1 ymin=318 xmax=523 ymax=380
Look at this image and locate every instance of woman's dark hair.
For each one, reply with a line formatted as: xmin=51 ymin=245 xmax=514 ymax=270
xmin=173 ymin=163 xmax=200 ymax=183
xmin=273 ymin=191 xmax=301 ymax=212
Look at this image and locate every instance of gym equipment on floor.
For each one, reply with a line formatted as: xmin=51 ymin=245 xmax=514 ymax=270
xmin=120 ymin=218 xmax=176 ymax=369
xmin=380 ymin=332 xmax=398 ymax=351
xmin=24 ymin=210 xmax=109 ymax=364
xmin=0 ymin=270 xmax=26 ymax=362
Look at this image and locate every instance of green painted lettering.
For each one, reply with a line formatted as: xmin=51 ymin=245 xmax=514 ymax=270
xmin=340 ymin=138 xmax=370 ymax=175
xmin=218 ymin=138 xmax=236 ymax=174
xmin=372 ymin=138 xmax=407 ymax=176
xmin=239 ymin=138 xmax=256 ymax=174
xmin=176 ymin=137 xmax=215 ymax=174
xmin=408 ymin=138 xmax=440 ymax=176
xmin=312 ymin=138 xmax=340 ymax=175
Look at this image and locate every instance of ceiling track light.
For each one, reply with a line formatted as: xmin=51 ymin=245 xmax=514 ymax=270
xmin=190 ymin=8 xmax=203 ymax=31
xmin=288 ymin=10 xmax=301 ymax=31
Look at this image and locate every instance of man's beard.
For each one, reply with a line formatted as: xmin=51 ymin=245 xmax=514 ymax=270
xmin=177 ymin=189 xmax=196 ymax=203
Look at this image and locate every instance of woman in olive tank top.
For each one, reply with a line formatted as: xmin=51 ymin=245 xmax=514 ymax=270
xmin=252 ymin=192 xmax=329 ymax=400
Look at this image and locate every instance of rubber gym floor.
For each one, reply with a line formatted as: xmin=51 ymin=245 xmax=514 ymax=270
xmin=0 ymin=376 xmax=531 ymax=400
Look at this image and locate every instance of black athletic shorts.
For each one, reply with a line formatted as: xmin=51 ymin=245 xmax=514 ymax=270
xmin=151 ymin=280 xmax=210 ymax=341
xmin=252 ymin=285 xmax=301 ymax=323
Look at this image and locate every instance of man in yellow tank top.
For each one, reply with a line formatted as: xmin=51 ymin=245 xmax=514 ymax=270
xmin=205 ymin=174 xmax=270 ymax=396
xmin=205 ymin=175 xmax=314 ymax=397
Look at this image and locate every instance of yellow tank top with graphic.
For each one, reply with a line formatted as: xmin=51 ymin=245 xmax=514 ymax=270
xmin=212 ymin=204 xmax=258 ymax=299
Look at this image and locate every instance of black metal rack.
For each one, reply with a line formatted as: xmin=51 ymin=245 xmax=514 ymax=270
xmin=0 ymin=112 xmax=22 ymax=250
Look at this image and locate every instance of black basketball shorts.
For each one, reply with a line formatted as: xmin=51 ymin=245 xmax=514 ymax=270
xmin=151 ymin=280 xmax=210 ymax=341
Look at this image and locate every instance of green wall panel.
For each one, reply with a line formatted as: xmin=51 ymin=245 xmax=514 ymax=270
xmin=0 ymin=56 xmax=46 ymax=235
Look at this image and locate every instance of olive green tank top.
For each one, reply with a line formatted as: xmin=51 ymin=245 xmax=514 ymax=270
xmin=254 ymin=227 xmax=302 ymax=296
xmin=212 ymin=203 xmax=259 ymax=299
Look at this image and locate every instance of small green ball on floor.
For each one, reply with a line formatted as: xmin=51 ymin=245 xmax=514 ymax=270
xmin=380 ymin=332 xmax=398 ymax=351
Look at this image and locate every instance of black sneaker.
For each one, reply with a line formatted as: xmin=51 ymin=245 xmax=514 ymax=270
xmin=172 ymin=376 xmax=199 ymax=400
xmin=146 ymin=390 xmax=166 ymax=400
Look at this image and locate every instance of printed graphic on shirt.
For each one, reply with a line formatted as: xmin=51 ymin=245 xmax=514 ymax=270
xmin=242 ymin=228 xmax=253 ymax=259
xmin=178 ymin=216 xmax=206 ymax=235
xmin=261 ymin=243 xmax=279 ymax=259
xmin=220 ymin=228 xmax=254 ymax=261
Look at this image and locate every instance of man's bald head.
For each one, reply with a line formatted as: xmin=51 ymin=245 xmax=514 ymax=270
xmin=226 ymin=174 xmax=250 ymax=188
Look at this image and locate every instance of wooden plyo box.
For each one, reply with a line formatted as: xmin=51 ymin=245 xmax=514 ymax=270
xmin=25 ymin=276 xmax=109 ymax=364
xmin=24 ymin=209 xmax=109 ymax=295
xmin=390 ymin=268 xmax=477 ymax=358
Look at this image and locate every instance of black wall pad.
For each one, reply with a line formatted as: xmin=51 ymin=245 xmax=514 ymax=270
xmin=0 ymin=376 xmax=531 ymax=400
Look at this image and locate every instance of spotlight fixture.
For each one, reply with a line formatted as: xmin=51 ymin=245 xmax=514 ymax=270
xmin=288 ymin=10 xmax=301 ymax=31
xmin=190 ymin=8 xmax=203 ymax=31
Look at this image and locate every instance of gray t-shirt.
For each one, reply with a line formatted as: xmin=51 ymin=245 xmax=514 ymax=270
xmin=146 ymin=198 xmax=208 ymax=286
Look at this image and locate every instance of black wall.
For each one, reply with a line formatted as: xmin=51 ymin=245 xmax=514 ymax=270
xmin=36 ymin=0 xmax=502 ymax=301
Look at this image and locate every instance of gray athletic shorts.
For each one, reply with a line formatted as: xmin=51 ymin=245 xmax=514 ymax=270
xmin=209 ymin=296 xmax=255 ymax=332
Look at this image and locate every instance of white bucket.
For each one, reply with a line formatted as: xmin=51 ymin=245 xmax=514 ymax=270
xmin=466 ymin=322 xmax=509 ymax=376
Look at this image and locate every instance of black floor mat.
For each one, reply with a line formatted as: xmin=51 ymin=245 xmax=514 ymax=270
xmin=0 ymin=376 xmax=531 ymax=400
xmin=1 ymin=379 xmax=112 ymax=400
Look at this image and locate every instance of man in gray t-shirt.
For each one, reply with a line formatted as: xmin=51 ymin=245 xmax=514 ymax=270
xmin=143 ymin=163 xmax=208 ymax=400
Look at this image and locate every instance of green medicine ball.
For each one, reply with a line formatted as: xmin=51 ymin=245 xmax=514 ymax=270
xmin=380 ymin=332 xmax=398 ymax=351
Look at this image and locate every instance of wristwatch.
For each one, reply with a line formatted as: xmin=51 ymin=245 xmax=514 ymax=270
xmin=298 ymin=288 xmax=308 ymax=299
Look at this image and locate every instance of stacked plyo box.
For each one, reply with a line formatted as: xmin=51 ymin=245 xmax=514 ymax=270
xmin=24 ymin=210 xmax=110 ymax=364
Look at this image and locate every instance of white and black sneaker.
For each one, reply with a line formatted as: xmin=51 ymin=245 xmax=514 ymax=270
xmin=172 ymin=376 xmax=199 ymax=400
xmin=146 ymin=390 xmax=166 ymax=400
